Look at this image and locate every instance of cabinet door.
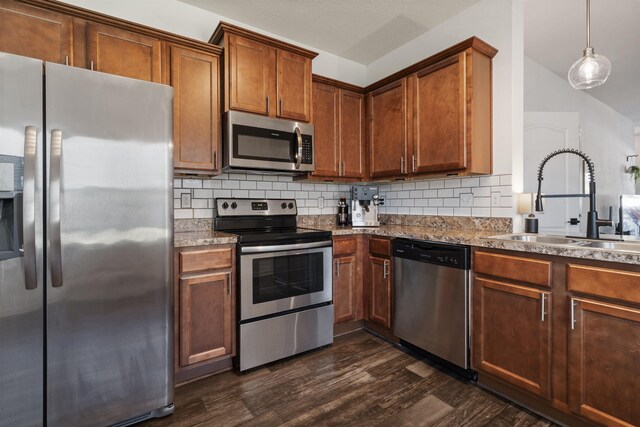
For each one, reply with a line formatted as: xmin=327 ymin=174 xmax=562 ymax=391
xmin=0 ymin=0 xmax=72 ymax=64
xmin=86 ymin=22 xmax=161 ymax=82
xmin=369 ymin=256 xmax=392 ymax=329
xmin=333 ymin=256 xmax=357 ymax=324
xmin=412 ymin=52 xmax=466 ymax=173
xmin=368 ymin=79 xmax=407 ymax=178
xmin=311 ymin=81 xmax=339 ymax=177
xmin=340 ymin=89 xmax=365 ymax=179
xmin=276 ymin=49 xmax=311 ymax=121
xmin=171 ymin=46 xmax=220 ymax=173
xmin=228 ymin=34 xmax=275 ymax=115
xmin=569 ymin=298 xmax=640 ymax=426
xmin=473 ymin=278 xmax=551 ymax=400
xmin=179 ymin=272 xmax=233 ymax=366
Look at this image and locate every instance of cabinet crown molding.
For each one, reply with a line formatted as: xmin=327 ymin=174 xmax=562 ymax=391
xmin=365 ymin=36 xmax=497 ymax=93
xmin=14 ymin=0 xmax=222 ymax=55
xmin=209 ymin=21 xmax=318 ymax=59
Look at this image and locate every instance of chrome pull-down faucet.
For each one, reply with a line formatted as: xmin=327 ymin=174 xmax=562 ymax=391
xmin=534 ymin=149 xmax=612 ymax=239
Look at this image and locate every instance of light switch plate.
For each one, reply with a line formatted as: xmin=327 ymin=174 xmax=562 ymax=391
xmin=181 ymin=193 xmax=191 ymax=209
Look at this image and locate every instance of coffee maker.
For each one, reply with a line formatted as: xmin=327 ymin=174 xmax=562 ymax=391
xmin=351 ymin=185 xmax=384 ymax=227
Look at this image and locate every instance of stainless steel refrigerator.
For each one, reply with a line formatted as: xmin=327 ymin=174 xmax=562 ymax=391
xmin=0 ymin=52 xmax=174 ymax=426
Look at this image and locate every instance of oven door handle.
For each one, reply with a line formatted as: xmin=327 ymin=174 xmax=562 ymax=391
xmin=241 ymin=240 xmax=332 ymax=254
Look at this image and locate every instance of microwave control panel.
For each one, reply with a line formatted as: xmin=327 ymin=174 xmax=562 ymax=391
xmin=301 ymin=135 xmax=313 ymax=164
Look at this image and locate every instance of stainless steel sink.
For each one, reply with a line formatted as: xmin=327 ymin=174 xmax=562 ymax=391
xmin=575 ymin=240 xmax=640 ymax=251
xmin=489 ymin=234 xmax=640 ymax=252
xmin=490 ymin=234 xmax=580 ymax=245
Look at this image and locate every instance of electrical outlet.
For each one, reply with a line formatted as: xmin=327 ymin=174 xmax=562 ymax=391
xmin=491 ymin=192 xmax=501 ymax=207
xmin=181 ymin=193 xmax=191 ymax=209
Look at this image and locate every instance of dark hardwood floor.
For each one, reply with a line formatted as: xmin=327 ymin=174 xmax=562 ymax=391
xmin=143 ymin=330 xmax=555 ymax=426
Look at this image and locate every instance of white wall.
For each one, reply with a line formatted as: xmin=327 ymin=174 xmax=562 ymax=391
xmin=524 ymin=55 xmax=636 ymax=217
xmin=366 ymin=0 xmax=521 ymax=178
xmin=62 ymin=0 xmax=367 ymax=86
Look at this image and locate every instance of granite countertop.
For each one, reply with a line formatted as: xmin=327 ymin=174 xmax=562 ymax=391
xmin=311 ymin=225 xmax=640 ymax=265
xmin=174 ymin=230 xmax=237 ymax=247
xmin=174 ymin=220 xmax=640 ymax=265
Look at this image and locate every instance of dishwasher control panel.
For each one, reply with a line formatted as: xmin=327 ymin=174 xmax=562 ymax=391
xmin=393 ymin=238 xmax=470 ymax=270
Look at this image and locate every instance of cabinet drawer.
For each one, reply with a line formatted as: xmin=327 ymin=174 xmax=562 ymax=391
xmin=333 ymin=236 xmax=357 ymax=255
xmin=567 ymin=264 xmax=640 ymax=305
xmin=474 ymin=251 xmax=551 ymax=287
xmin=369 ymin=237 xmax=391 ymax=257
xmin=180 ymin=248 xmax=233 ymax=274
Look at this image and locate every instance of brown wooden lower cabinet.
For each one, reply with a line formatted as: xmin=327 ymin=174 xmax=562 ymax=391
xmin=179 ymin=272 xmax=232 ymax=366
xmin=368 ymin=255 xmax=392 ymax=329
xmin=569 ymin=298 xmax=640 ymax=426
xmin=473 ymin=277 xmax=552 ymax=400
xmin=332 ymin=236 xmax=362 ymax=325
xmin=175 ymin=245 xmax=235 ymax=383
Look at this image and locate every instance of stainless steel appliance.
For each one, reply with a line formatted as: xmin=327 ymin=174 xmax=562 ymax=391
xmin=0 ymin=53 xmax=174 ymax=427
xmin=223 ymin=110 xmax=314 ymax=173
xmin=351 ymin=185 xmax=384 ymax=227
xmin=214 ymin=199 xmax=333 ymax=372
xmin=392 ymin=238 xmax=475 ymax=378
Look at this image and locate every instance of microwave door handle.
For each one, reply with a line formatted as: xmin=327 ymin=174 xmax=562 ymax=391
xmin=294 ymin=126 xmax=302 ymax=169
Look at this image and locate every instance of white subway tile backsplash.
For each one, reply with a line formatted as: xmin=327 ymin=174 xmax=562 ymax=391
xmin=472 ymin=186 xmax=491 ymax=197
xmin=222 ymin=180 xmax=240 ymax=189
xmin=445 ymin=179 xmax=461 ymax=188
xmin=182 ymin=179 xmax=202 ymax=188
xmin=480 ymin=175 xmax=500 ymax=186
xmin=256 ymin=181 xmax=272 ymax=190
xmin=491 ymin=207 xmax=513 ymax=217
xmin=437 ymin=189 xmax=454 ymax=198
xmin=240 ymin=181 xmax=257 ymax=190
xmin=193 ymin=189 xmax=213 ymax=199
xmin=429 ymin=180 xmax=445 ymax=189
xmin=174 ymin=173 xmax=513 ymax=221
xmin=249 ymin=190 xmax=266 ymax=198
xmin=232 ymin=189 xmax=249 ymax=198
xmin=193 ymin=209 xmax=214 ymax=218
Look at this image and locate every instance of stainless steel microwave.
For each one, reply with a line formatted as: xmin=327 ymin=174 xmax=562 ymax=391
xmin=223 ymin=110 xmax=314 ymax=173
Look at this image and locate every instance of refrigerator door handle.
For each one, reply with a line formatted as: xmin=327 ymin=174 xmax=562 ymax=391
xmin=50 ymin=129 xmax=64 ymax=288
xmin=23 ymin=126 xmax=38 ymax=290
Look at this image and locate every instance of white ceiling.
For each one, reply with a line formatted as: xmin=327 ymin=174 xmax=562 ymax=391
xmin=524 ymin=0 xmax=640 ymax=123
xmin=178 ymin=0 xmax=481 ymax=65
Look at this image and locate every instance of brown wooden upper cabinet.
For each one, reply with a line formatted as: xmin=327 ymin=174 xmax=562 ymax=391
xmin=86 ymin=22 xmax=161 ymax=83
xmin=367 ymin=38 xmax=497 ymax=179
xmin=0 ymin=0 xmax=72 ymax=64
xmin=312 ymin=77 xmax=365 ymax=179
xmin=368 ymin=79 xmax=408 ymax=179
xmin=210 ymin=22 xmax=317 ymax=122
xmin=169 ymin=45 xmax=221 ymax=173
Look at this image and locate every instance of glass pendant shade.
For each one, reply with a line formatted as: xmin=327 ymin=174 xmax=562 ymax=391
xmin=568 ymin=47 xmax=611 ymax=89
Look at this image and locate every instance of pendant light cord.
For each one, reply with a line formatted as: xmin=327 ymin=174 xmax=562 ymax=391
xmin=586 ymin=0 xmax=591 ymax=48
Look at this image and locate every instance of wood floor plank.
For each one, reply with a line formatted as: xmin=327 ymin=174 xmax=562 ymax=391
xmin=381 ymin=394 xmax=454 ymax=426
xmin=141 ymin=330 xmax=553 ymax=427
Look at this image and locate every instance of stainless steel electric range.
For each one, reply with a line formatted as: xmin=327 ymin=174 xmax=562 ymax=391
xmin=214 ymin=198 xmax=334 ymax=372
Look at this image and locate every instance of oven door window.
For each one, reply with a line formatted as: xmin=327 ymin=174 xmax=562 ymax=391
xmin=233 ymin=124 xmax=294 ymax=163
xmin=252 ymin=252 xmax=324 ymax=304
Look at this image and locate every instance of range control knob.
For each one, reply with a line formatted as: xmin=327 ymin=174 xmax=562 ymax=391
xmin=281 ymin=202 xmax=287 ymax=209
xmin=221 ymin=202 xmax=229 ymax=210
xmin=231 ymin=202 xmax=237 ymax=209
xmin=288 ymin=202 xmax=294 ymax=209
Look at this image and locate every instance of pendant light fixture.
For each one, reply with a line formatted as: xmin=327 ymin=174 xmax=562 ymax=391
xmin=568 ymin=0 xmax=611 ymax=89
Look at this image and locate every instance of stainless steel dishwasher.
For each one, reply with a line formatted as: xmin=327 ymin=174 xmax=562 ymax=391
xmin=393 ymin=238 xmax=474 ymax=377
